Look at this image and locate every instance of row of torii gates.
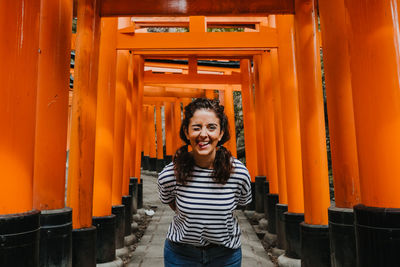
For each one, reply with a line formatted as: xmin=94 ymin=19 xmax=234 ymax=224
xmin=1 ymin=0 xmax=400 ymax=267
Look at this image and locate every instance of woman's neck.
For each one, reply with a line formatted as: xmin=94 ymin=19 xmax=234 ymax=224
xmin=192 ymin=151 xmax=216 ymax=169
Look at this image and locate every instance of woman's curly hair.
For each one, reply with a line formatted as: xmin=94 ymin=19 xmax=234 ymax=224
xmin=173 ymin=98 xmax=233 ymax=185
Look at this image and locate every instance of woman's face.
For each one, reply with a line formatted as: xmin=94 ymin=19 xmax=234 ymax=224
xmin=185 ymin=109 xmax=224 ymax=160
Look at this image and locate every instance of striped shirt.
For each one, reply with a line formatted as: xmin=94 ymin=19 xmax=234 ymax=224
xmin=157 ymin=158 xmax=252 ymax=249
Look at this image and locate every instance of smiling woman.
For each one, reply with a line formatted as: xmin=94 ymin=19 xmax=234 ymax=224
xmin=157 ymin=98 xmax=252 ymax=267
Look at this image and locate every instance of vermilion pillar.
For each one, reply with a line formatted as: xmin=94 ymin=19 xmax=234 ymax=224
xmin=276 ymin=14 xmax=305 ymax=259
xmin=92 ymin=17 xmax=117 ymax=217
xmin=149 ymin=105 xmax=157 ymax=171
xmin=129 ymin=54 xmax=137 ymax=177
xmin=319 ymin=1 xmax=361 ymax=265
xmin=123 ymin=51 xmax=133 ymax=197
xmin=133 ymin=55 xmax=144 ymax=181
xmin=0 ymin=1 xmax=41 ymax=265
xmin=156 ymin=103 xmax=165 ymax=172
xmin=67 ymin=0 xmax=101 ymax=265
xmin=253 ymin=56 xmax=266 ymax=176
xmin=344 ymin=1 xmax=400 ymax=265
xmin=295 ymin=1 xmax=331 ymax=265
xmin=174 ymin=100 xmax=182 ymax=151
xmin=142 ymin=106 xmax=151 ymax=170
xmin=224 ymin=85 xmax=237 ymax=157
xmin=240 ymin=59 xmax=258 ymax=182
xmin=259 ymin=53 xmax=279 ymax=194
xmin=164 ymin=101 xmax=174 ymax=163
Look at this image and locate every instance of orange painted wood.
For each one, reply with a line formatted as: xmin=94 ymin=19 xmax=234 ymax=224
xmin=135 ymin=50 xmax=260 ymax=57
xmin=189 ymin=16 xmax=206 ymax=33
xmin=205 ymin=90 xmax=216 ymax=99
xmin=165 ymin=102 xmax=174 ymax=157
xmin=67 ymin=0 xmax=101 ymax=229
xmin=156 ymin=104 xmax=164 ymax=160
xmin=253 ymin=56 xmax=266 ymax=176
xmin=174 ymin=100 xmax=183 ymax=151
xmin=111 ymin=18 xmax=131 ymax=205
xmin=240 ymin=59 xmax=258 ymax=182
xmin=117 ymin=30 xmax=278 ymax=50
xmin=144 ymin=86 xmax=206 ymax=98
xmin=344 ymin=0 xmax=400 ymax=208
xmin=271 ymin=48 xmax=287 ymax=204
xmin=129 ymin=54 xmax=137 ymax=177
xmin=276 ymin=15 xmax=304 ymax=214
xmin=33 ymin=0 xmax=72 ymax=211
xmin=133 ymin=56 xmax=145 ymax=181
xmin=142 ymin=106 xmax=151 ymax=158
xmin=224 ymin=86 xmax=237 ymax=158
xmin=0 ymin=1 xmax=40 ymax=214
xmin=319 ymin=0 xmax=360 ymax=208
xmin=92 ymin=17 xmax=118 ymax=217
xmin=100 ymin=0 xmax=295 ymax=16
xmin=294 ymin=0 xmax=330 ymax=225
xmin=259 ymin=52 xmax=279 ymax=194
xmin=144 ymin=72 xmax=241 ymax=85
xmin=146 ymin=61 xmax=239 ymax=74
xmin=149 ymin=106 xmax=157 ymax=158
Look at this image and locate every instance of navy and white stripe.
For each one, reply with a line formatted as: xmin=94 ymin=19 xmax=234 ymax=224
xmin=157 ymin=158 xmax=252 ymax=249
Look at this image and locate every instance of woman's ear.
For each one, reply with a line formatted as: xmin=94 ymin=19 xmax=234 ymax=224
xmin=218 ymin=130 xmax=225 ymax=141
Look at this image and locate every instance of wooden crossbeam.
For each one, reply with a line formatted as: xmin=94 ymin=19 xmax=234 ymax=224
xmin=144 ymin=71 xmax=241 ymax=85
xmin=117 ymin=30 xmax=278 ymax=50
xmin=145 ymin=61 xmax=240 ymax=73
xmin=100 ymin=0 xmax=295 ymax=17
xmin=147 ymin=84 xmax=241 ymax=91
xmin=144 ymin=86 xmax=205 ymax=97
xmin=143 ymin=96 xmax=178 ymax=103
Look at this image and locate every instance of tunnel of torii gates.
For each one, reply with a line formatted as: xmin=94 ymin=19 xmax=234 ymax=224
xmin=2 ymin=0 xmax=400 ymax=267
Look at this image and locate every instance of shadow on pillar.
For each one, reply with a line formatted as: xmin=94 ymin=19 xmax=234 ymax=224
xmin=300 ymin=222 xmax=330 ymax=267
xmin=142 ymin=156 xmax=150 ymax=170
xmin=72 ymin=226 xmax=96 ymax=267
xmin=354 ymin=204 xmax=400 ymax=267
xmin=164 ymin=155 xmax=173 ymax=166
xmin=255 ymin=176 xmax=266 ymax=214
xmin=129 ymin=177 xmax=138 ymax=214
xmin=112 ymin=205 xmax=125 ymax=249
xmin=263 ymin=181 xmax=270 ymax=219
xmin=149 ymin=157 xmax=157 ymax=172
xmin=328 ymin=206 xmax=356 ymax=267
xmin=40 ymin=207 xmax=72 ymax=266
xmin=138 ymin=179 xmax=143 ymax=210
xmin=284 ymin=211 xmax=304 ymax=259
xmin=92 ymin=215 xmax=116 ymax=264
xmin=0 ymin=209 xmax=40 ymax=267
xmin=267 ymin=194 xmax=279 ymax=234
xmin=275 ymin=204 xmax=288 ymax=250
xmin=122 ymin=196 xmax=132 ymax=236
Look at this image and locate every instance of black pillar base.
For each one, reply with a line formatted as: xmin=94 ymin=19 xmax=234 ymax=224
xmin=263 ymin=181 xmax=270 ymax=219
xmin=40 ymin=207 xmax=72 ymax=267
xmin=138 ymin=180 xmax=143 ymax=209
xmin=328 ymin=206 xmax=355 ymax=267
xmin=142 ymin=156 xmax=150 ymax=170
xmin=255 ymin=176 xmax=266 ymax=213
xmin=267 ymin=194 xmax=279 ymax=234
xmin=92 ymin=215 xmax=116 ymax=263
xmin=156 ymin=159 xmax=165 ymax=173
xmin=112 ymin=205 xmax=125 ymax=249
xmin=354 ymin=204 xmax=400 ymax=267
xmin=164 ymin=155 xmax=173 ymax=165
xmin=122 ymin=196 xmax=132 ymax=236
xmin=149 ymin=157 xmax=157 ymax=171
xmin=284 ymin=212 xmax=304 ymax=259
xmin=246 ymin=182 xmax=256 ymax=211
xmin=129 ymin=177 xmax=138 ymax=214
xmin=300 ymin=222 xmax=330 ymax=267
xmin=0 ymin=209 xmax=40 ymax=267
xmin=72 ymin=226 xmax=96 ymax=267
xmin=275 ymin=203 xmax=288 ymax=250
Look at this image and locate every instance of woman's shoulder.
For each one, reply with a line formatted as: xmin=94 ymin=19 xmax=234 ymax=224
xmin=158 ymin=162 xmax=175 ymax=182
xmin=230 ymin=158 xmax=251 ymax=179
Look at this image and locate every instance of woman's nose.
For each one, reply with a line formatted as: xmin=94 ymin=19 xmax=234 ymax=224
xmin=199 ymin=127 xmax=208 ymax=137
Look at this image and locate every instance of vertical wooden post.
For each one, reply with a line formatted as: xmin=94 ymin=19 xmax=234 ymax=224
xmin=142 ymin=105 xmax=150 ymax=169
xmin=253 ymin=55 xmax=266 ymax=176
xmin=224 ymin=85 xmax=237 ymax=157
xmin=149 ymin=105 xmax=157 ymax=171
xmin=205 ymin=90 xmax=215 ymax=99
xmin=240 ymin=59 xmax=258 ymax=182
xmin=156 ymin=103 xmax=164 ymax=172
xmin=344 ymin=1 xmax=400 ymax=265
xmin=174 ymin=99 xmax=182 ymax=151
xmin=67 ymin=0 xmax=101 ymax=229
xmin=92 ymin=17 xmax=117 ymax=217
xmin=319 ymin=1 xmax=361 ymax=265
xmin=133 ymin=55 xmax=144 ymax=181
xmin=129 ymin=54 xmax=137 ymax=177
xmin=259 ymin=53 xmax=279 ymax=194
xmin=34 ymin=0 xmax=72 ymax=211
xmin=295 ymin=0 xmax=331 ymax=265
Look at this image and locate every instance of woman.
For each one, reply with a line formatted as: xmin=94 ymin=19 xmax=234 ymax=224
xmin=158 ymin=98 xmax=252 ymax=267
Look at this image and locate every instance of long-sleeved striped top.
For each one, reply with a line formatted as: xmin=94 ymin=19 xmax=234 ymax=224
xmin=157 ymin=158 xmax=252 ymax=249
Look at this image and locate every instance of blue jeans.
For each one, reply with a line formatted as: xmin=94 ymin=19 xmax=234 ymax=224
xmin=164 ymin=239 xmax=242 ymax=267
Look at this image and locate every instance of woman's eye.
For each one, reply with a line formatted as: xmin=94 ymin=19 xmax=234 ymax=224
xmin=208 ymin=125 xmax=217 ymax=130
xmin=192 ymin=127 xmax=201 ymax=131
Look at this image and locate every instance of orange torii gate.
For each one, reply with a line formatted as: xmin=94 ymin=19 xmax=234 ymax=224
xmin=4 ymin=1 xmax=400 ymax=267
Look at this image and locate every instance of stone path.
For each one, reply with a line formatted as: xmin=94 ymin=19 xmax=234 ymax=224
xmin=126 ymin=171 xmax=274 ymax=267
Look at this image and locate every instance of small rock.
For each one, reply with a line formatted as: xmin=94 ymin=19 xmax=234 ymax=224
xmin=131 ymin=222 xmax=139 ymax=232
xmin=271 ymin=247 xmax=285 ymax=257
xmin=138 ymin=209 xmax=146 ymax=215
xmin=258 ymin=218 xmax=268 ymax=230
xmin=253 ymin=212 xmax=265 ymax=221
xmin=244 ymin=210 xmax=255 ymax=218
xmin=124 ymin=234 xmax=137 ymax=246
xmin=132 ymin=214 xmax=141 ymax=222
xmin=277 ymin=254 xmax=301 ymax=267
xmin=263 ymin=232 xmax=277 ymax=248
